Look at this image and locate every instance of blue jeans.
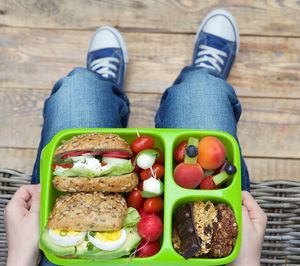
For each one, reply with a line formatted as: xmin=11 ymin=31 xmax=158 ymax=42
xmin=33 ymin=66 xmax=249 ymax=266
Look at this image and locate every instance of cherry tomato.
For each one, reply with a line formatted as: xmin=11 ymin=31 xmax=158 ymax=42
xmin=154 ymin=148 xmax=164 ymax=165
xmin=130 ymin=136 xmax=155 ymax=154
xmin=101 ymin=151 xmax=132 ymax=158
xmin=126 ymin=190 xmax=143 ymax=210
xmin=138 ymin=182 xmax=144 ymax=191
xmin=140 ymin=164 xmax=164 ymax=181
xmin=174 ymin=141 xmax=188 ymax=163
xmin=143 ymin=197 xmax=164 ymax=213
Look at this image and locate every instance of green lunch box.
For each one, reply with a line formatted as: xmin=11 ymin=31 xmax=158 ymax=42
xmin=39 ymin=128 xmax=242 ymax=266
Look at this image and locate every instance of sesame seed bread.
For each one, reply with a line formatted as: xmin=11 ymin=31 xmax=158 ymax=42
xmin=47 ymin=192 xmax=127 ymax=231
xmin=53 ymin=172 xmax=138 ymax=193
xmin=54 ymin=133 xmax=132 ymax=161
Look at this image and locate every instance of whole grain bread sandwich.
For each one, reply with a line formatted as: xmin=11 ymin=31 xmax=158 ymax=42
xmin=40 ymin=192 xmax=141 ymax=259
xmin=52 ymin=133 xmax=138 ymax=193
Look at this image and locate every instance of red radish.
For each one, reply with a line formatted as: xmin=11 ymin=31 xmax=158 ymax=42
xmin=126 ymin=190 xmax=143 ymax=210
xmin=174 ymin=141 xmax=188 ymax=163
xmin=131 ymin=136 xmax=155 ymax=154
xmin=173 ymin=162 xmax=204 ymax=189
xmin=138 ymin=208 xmax=151 ymax=218
xmin=137 ymin=240 xmax=161 ymax=257
xmin=200 ymin=176 xmax=218 ymax=190
xmin=138 ymin=214 xmax=163 ymax=241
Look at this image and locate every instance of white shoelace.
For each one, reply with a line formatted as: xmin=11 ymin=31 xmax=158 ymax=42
xmin=194 ymin=45 xmax=227 ymax=73
xmin=90 ymin=57 xmax=120 ymax=78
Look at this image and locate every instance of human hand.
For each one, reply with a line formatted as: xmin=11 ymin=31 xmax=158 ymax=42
xmin=228 ymin=191 xmax=267 ymax=266
xmin=5 ymin=184 xmax=41 ymax=266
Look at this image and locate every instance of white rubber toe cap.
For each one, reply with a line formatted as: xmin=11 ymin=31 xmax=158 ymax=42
xmin=197 ymin=9 xmax=239 ymax=51
xmin=88 ymin=26 xmax=128 ymax=63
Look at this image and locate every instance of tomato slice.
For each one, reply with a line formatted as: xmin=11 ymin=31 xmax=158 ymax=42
xmin=61 ymin=151 xmax=98 ymax=159
xmin=101 ymin=151 xmax=132 ymax=159
xmin=52 ymin=163 xmax=73 ymax=169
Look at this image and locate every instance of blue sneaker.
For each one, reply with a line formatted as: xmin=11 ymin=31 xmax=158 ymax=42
xmin=192 ymin=9 xmax=239 ymax=80
xmin=87 ymin=26 xmax=128 ymax=89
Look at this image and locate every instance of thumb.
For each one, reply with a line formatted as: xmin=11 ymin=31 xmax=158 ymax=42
xmin=29 ymin=188 xmax=41 ymax=214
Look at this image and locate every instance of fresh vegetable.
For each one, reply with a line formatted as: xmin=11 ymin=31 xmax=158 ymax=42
xmin=174 ymin=141 xmax=187 ymax=163
xmin=126 ymin=190 xmax=143 ymax=210
xmin=197 ymin=136 xmax=225 ymax=170
xmin=101 ymin=151 xmax=132 ymax=159
xmin=142 ymin=177 xmax=164 ymax=198
xmin=138 ymin=182 xmax=144 ymax=191
xmin=123 ymin=207 xmax=142 ymax=227
xmin=136 ymin=149 xmax=159 ymax=170
xmin=52 ymin=163 xmax=73 ymax=169
xmin=154 ymin=148 xmax=164 ymax=165
xmin=131 ymin=136 xmax=155 ymax=154
xmin=143 ymin=197 xmax=163 ymax=213
xmin=140 ymin=164 xmax=164 ymax=181
xmin=138 ymin=208 xmax=151 ymax=218
xmin=137 ymin=240 xmax=161 ymax=257
xmin=138 ymin=214 xmax=163 ymax=242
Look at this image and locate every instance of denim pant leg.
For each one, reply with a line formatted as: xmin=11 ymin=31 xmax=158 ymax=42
xmin=31 ymin=67 xmax=130 ymax=185
xmin=155 ymin=66 xmax=250 ymax=191
xmin=32 ymin=68 xmax=130 ymax=266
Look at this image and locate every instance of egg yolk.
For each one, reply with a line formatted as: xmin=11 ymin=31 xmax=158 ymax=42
xmin=52 ymin=229 xmax=82 ymax=236
xmin=95 ymin=230 xmax=121 ymax=241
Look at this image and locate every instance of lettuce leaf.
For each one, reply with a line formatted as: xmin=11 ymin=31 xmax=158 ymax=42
xmin=107 ymin=160 xmax=134 ymax=176
xmin=53 ymin=160 xmax=134 ymax=177
xmin=123 ymin=207 xmax=141 ymax=227
xmin=53 ymin=165 xmax=113 ymax=177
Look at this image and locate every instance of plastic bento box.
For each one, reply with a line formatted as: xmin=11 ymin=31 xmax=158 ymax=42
xmin=39 ymin=128 xmax=242 ymax=266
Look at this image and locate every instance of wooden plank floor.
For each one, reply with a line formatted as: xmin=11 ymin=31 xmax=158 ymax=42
xmin=0 ymin=0 xmax=299 ymax=181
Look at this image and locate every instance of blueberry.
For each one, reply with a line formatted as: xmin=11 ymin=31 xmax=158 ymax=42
xmin=186 ymin=145 xmax=198 ymax=157
xmin=225 ymin=164 xmax=237 ymax=175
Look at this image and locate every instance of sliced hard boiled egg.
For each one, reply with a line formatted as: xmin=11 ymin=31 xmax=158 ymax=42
xmin=48 ymin=229 xmax=86 ymax=247
xmin=88 ymin=229 xmax=127 ymax=251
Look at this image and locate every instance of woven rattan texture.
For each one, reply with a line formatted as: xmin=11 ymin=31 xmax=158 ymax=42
xmin=0 ymin=169 xmax=299 ymax=265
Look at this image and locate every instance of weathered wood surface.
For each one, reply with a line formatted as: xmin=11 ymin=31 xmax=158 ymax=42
xmin=0 ymin=1 xmax=299 ymax=183
xmin=1 ymin=28 xmax=300 ymax=98
xmin=1 ymin=0 xmax=300 ymax=37
xmin=1 ymin=148 xmax=299 ymax=182
xmin=1 ymin=88 xmax=299 ymax=159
